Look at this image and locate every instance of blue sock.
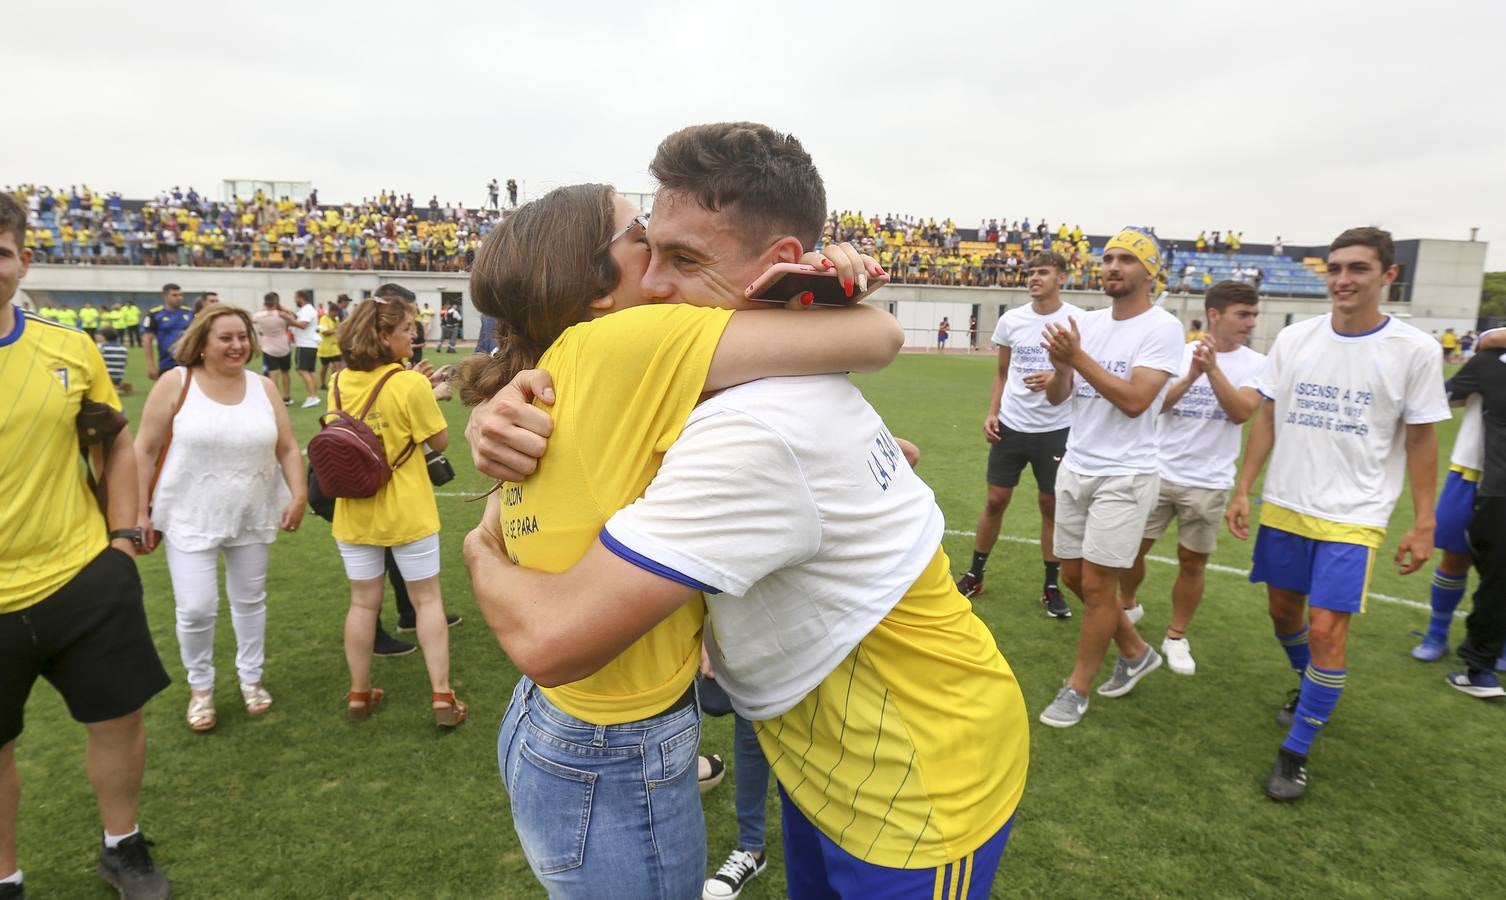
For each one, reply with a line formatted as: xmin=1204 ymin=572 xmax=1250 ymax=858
xmin=1275 ymin=627 xmax=1311 ymax=673
xmin=1426 ymin=570 xmax=1468 ymax=644
xmin=1282 ymin=664 xmax=1346 ymax=757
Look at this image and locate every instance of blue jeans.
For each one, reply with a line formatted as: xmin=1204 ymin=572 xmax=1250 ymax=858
xmin=733 ymin=714 xmax=770 ymax=853
xmin=497 ymin=677 xmax=706 ymax=899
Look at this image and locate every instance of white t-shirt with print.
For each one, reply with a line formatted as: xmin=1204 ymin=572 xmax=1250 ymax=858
xmin=293 ymin=304 xmax=321 ymax=349
xmin=1448 ymin=328 xmax=1503 ymax=472
xmin=991 ymin=301 xmax=1082 ymax=433
xmin=1061 ymin=305 xmax=1185 ymax=477
xmin=601 ymin=375 xmax=944 ymax=721
xmin=1255 ymin=314 xmax=1450 ymax=529
xmin=1156 ymin=343 xmax=1267 ymax=490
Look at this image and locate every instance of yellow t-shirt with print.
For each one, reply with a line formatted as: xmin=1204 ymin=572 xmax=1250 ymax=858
xmin=329 ymin=365 xmax=448 ymax=546
xmin=317 ymin=314 xmax=341 ymax=358
xmin=0 ymin=311 xmax=121 ymax=613
xmin=756 ymin=546 xmax=1029 ymax=869
xmin=499 ymin=304 xmax=733 ymax=725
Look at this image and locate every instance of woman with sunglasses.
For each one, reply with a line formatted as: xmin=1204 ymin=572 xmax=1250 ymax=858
xmin=454 ymin=183 xmax=893 ymax=898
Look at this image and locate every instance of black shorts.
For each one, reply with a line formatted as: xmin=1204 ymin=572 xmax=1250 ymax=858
xmin=264 ymin=352 xmax=291 ymax=372
xmin=987 ymin=424 xmax=1069 ymax=492
xmin=295 ymin=347 xmax=318 ymax=372
xmin=0 ymin=548 xmax=170 ymax=746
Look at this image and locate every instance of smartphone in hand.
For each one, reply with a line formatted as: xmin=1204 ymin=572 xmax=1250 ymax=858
xmin=745 ymin=263 xmax=855 ymax=306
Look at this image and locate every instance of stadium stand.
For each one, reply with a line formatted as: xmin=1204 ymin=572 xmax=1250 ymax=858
xmin=6 ymin=184 xmax=1331 ymax=294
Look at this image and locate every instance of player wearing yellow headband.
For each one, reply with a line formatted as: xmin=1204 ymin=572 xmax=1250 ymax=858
xmin=1037 ymin=228 xmax=1185 ymax=728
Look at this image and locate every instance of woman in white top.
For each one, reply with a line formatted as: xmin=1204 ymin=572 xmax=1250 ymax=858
xmin=134 ymin=306 xmax=307 ymax=732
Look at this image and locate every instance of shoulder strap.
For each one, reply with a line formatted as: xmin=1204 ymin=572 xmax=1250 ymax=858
xmin=356 ymin=366 xmax=405 ymax=419
xmin=147 ymin=367 xmax=193 ymax=504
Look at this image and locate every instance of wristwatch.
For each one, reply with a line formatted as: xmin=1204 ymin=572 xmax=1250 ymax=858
xmin=108 ymin=528 xmax=145 ymax=546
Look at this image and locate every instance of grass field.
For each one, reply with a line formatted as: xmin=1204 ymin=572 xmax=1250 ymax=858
xmin=13 ymin=350 xmax=1502 ymax=898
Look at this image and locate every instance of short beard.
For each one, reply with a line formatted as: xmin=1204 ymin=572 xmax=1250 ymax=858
xmin=1103 ymin=280 xmax=1137 ymax=300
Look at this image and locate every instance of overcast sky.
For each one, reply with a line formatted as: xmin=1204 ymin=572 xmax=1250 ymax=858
xmin=10 ymin=0 xmax=1504 ymax=268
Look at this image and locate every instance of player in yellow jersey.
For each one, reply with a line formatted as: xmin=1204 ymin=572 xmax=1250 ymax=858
xmin=465 ymin=125 xmax=1027 ymax=899
xmin=454 ymin=178 xmax=907 ymax=899
xmin=0 ymin=194 xmax=173 ymax=897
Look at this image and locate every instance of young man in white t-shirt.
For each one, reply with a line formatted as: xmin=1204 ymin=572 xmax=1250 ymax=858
xmin=1037 ymin=228 xmax=1185 ymax=728
xmin=957 ymin=251 xmax=1082 ymax=617
xmin=1226 ymin=227 xmax=1449 ymax=802
xmin=291 ymin=289 xmax=323 ymax=407
xmin=1412 ymin=329 xmax=1506 ymax=664
xmin=1116 ymin=281 xmax=1264 ymax=676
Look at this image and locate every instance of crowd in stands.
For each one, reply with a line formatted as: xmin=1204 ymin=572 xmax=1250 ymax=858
xmin=11 ymin=183 xmax=1309 ymax=296
xmin=7 ymin=183 xmax=515 ymax=273
xmin=825 ymin=211 xmax=1107 ymax=289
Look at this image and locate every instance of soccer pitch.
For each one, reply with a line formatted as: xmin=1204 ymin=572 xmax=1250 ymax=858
xmin=14 ymin=352 xmax=1500 ymax=898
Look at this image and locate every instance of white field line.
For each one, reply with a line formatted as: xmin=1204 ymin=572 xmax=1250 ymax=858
xmin=428 ymin=497 xmax=1444 ymax=616
xmin=941 ymin=529 xmax=1451 ymax=616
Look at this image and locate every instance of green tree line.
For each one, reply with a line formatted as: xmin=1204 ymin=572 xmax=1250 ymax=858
xmin=1482 ymin=272 xmax=1506 ymax=319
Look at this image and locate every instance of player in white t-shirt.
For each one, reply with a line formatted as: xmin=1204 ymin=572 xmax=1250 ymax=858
xmin=956 ymin=251 xmax=1082 ymax=618
xmin=1116 ymin=281 xmax=1264 ymax=676
xmin=291 ymin=289 xmax=323 ymax=407
xmin=1225 ymin=227 xmax=1449 ymax=802
xmin=1037 ymin=228 xmax=1185 ymax=729
xmin=1412 ymin=328 xmax=1506 ymax=664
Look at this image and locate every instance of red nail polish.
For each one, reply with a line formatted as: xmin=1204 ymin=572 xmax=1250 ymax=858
xmin=801 ymin=292 xmax=814 ymax=306
xmin=822 ymin=258 xmax=835 ymax=269
xmin=843 ymin=278 xmax=853 ymax=296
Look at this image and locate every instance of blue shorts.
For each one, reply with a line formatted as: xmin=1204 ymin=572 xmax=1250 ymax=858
xmin=1249 ymin=526 xmax=1375 ymax=614
xmin=1435 ymin=470 xmax=1479 ymax=555
xmin=779 ymin=786 xmax=1013 ymax=900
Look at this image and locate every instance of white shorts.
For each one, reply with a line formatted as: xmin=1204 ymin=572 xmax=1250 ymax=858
xmin=336 ymin=533 xmax=441 ymax=582
xmin=1053 ymin=468 xmax=1160 ymax=569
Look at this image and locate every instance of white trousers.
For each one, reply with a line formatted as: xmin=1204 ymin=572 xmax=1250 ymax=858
xmin=164 ymin=541 xmax=270 ymax=691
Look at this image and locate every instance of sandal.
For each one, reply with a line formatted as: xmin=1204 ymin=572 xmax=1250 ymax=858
xmin=187 ymin=689 xmax=216 ymax=732
xmin=432 ymin=691 xmax=468 ymax=728
xmin=346 ymin=687 xmax=384 ymax=722
xmin=240 ymin=682 xmax=273 ymax=716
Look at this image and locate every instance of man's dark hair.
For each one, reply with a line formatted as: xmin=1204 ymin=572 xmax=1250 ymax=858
xmin=162 ymin=283 xmax=181 ymax=295
xmin=650 ymin=122 xmax=827 ymax=250
xmin=295 ymin=288 xmax=313 ymax=303
xmin=99 ymin=326 xmax=119 ymax=342
xmin=263 ymin=291 xmax=280 ymax=306
xmin=374 ymin=282 xmax=416 ymax=303
xmin=1205 ymin=280 xmax=1259 ymax=314
xmin=1026 ymin=251 xmax=1067 ymax=274
xmin=1191 ymin=319 xmax=1203 ymax=330
xmin=0 ymin=193 xmax=25 ymax=248
xmin=1329 ymin=226 xmax=1395 ymax=269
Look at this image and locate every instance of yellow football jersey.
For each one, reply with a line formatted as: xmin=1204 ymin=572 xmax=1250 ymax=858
xmin=0 ymin=311 xmax=121 ymax=613
xmin=498 ymin=304 xmax=733 ymax=724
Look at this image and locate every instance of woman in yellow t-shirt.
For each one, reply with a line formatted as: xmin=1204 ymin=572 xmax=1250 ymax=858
xmin=453 ymin=184 xmax=896 ymax=898
xmin=316 ymin=303 xmax=343 ymax=389
xmin=330 ymin=289 xmax=465 ymax=727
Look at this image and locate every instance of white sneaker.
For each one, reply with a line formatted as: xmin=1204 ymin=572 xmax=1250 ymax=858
xmin=1123 ymin=603 xmax=1144 ymax=625
xmin=300 ymin=396 xmax=322 ymax=408
xmin=1162 ymin=636 xmax=1196 ymax=675
xmin=703 ymin=849 xmax=766 ymax=900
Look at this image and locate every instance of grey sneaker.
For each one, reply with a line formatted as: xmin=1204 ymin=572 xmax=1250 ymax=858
xmin=97 ymin=832 xmax=171 ymax=899
xmin=1096 ymin=648 xmax=1163 ymax=698
xmin=1039 ymin=682 xmax=1089 ymax=728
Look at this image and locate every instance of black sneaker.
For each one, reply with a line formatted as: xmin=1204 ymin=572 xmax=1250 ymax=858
xmin=1275 ymin=688 xmax=1300 ymax=727
xmin=956 ymin=572 xmax=984 ymax=599
xmin=1264 ymin=747 xmax=1308 ymax=802
xmin=0 ymin=880 xmax=23 ymax=899
xmin=703 ymin=848 xmax=767 ymax=900
xmin=97 ymin=832 xmax=171 ymax=899
xmin=395 ymin=614 xmax=463 ymax=633
xmin=373 ymin=632 xmax=417 ymax=657
xmin=1041 ymin=587 xmax=1071 ymax=619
